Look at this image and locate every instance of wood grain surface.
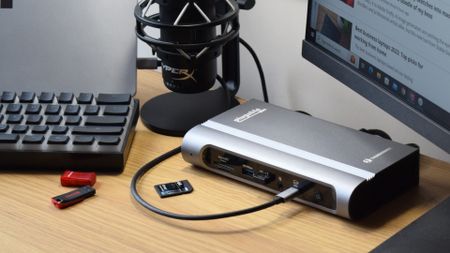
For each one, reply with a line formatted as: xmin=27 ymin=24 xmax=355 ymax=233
xmin=0 ymin=70 xmax=449 ymax=253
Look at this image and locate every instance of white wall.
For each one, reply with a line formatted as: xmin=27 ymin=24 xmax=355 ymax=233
xmin=236 ymin=0 xmax=449 ymax=162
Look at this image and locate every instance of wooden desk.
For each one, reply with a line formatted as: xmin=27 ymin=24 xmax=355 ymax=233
xmin=1 ymin=70 xmax=449 ymax=252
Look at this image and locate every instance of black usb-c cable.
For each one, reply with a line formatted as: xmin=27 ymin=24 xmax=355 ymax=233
xmin=130 ymin=146 xmax=314 ymax=220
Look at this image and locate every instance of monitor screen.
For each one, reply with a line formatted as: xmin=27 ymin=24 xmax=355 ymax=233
xmin=303 ymin=0 xmax=450 ymax=153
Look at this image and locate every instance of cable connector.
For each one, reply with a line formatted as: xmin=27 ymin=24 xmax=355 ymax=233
xmin=276 ymin=180 xmax=315 ymax=203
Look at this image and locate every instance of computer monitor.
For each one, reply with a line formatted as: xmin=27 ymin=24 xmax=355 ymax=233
xmin=302 ymin=0 xmax=450 ymax=153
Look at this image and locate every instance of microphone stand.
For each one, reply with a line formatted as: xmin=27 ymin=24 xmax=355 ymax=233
xmin=139 ymin=45 xmax=240 ymax=136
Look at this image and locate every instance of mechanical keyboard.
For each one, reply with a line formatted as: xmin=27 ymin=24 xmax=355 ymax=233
xmin=0 ymin=91 xmax=139 ymax=172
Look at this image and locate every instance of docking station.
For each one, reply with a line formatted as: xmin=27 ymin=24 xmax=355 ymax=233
xmin=182 ymin=100 xmax=420 ymax=219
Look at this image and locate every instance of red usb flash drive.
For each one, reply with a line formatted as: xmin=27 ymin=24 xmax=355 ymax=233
xmin=52 ymin=186 xmax=96 ymax=209
xmin=61 ymin=170 xmax=96 ymax=187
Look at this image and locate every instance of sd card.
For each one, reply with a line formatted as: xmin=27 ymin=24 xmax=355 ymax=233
xmin=154 ymin=180 xmax=193 ymax=198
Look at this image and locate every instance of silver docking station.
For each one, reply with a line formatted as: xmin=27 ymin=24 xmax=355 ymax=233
xmin=182 ymin=100 xmax=420 ymax=219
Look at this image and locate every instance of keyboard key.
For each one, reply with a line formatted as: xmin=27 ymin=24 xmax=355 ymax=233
xmin=25 ymin=104 xmax=42 ymax=114
xmin=1 ymin=91 xmax=16 ymax=103
xmin=84 ymin=105 xmax=100 ymax=115
xmin=0 ymin=114 xmax=3 ymax=123
xmin=12 ymin=125 xmax=29 ymax=134
xmin=65 ymin=116 xmax=82 ymax=125
xmin=48 ymin=135 xmax=70 ymax=144
xmin=32 ymin=125 xmax=49 ymax=134
xmin=39 ymin=92 xmax=55 ymax=103
xmin=72 ymin=126 xmax=123 ymax=135
xmin=104 ymin=106 xmax=129 ymax=116
xmin=7 ymin=115 xmax=23 ymax=124
xmin=98 ymin=136 xmax=121 ymax=145
xmin=45 ymin=105 xmax=61 ymax=115
xmin=0 ymin=134 xmax=19 ymax=143
xmin=19 ymin=92 xmax=35 ymax=103
xmin=0 ymin=104 xmax=3 ymax=113
xmin=52 ymin=126 xmax=68 ymax=134
xmin=0 ymin=124 xmax=9 ymax=133
xmin=73 ymin=136 xmax=95 ymax=145
xmin=6 ymin=104 xmax=22 ymax=114
xmin=77 ymin=93 xmax=94 ymax=104
xmin=97 ymin=93 xmax=131 ymax=105
xmin=64 ymin=105 xmax=80 ymax=115
xmin=46 ymin=115 xmax=62 ymax=125
xmin=22 ymin=135 xmax=45 ymax=144
xmin=26 ymin=115 xmax=43 ymax=125
xmin=58 ymin=92 xmax=74 ymax=104
xmin=85 ymin=116 xmax=126 ymax=126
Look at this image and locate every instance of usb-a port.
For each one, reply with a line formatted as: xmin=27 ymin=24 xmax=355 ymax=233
xmin=242 ymin=165 xmax=254 ymax=177
xmin=241 ymin=165 xmax=275 ymax=184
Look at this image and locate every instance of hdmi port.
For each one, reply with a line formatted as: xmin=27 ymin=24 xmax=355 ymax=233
xmin=215 ymin=163 xmax=234 ymax=173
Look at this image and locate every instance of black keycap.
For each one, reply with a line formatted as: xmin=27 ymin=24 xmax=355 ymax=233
xmin=0 ymin=134 xmax=19 ymax=143
xmin=1 ymin=91 xmax=16 ymax=103
xmin=84 ymin=105 xmax=100 ymax=115
xmin=26 ymin=115 xmax=43 ymax=125
xmin=0 ymin=124 xmax=9 ymax=133
xmin=25 ymin=104 xmax=42 ymax=114
xmin=96 ymin=94 xmax=131 ymax=105
xmin=64 ymin=105 xmax=80 ymax=115
xmin=72 ymin=126 xmax=123 ymax=135
xmin=104 ymin=106 xmax=129 ymax=116
xmin=19 ymin=92 xmax=35 ymax=103
xmin=46 ymin=115 xmax=62 ymax=125
xmin=58 ymin=92 xmax=74 ymax=104
xmin=6 ymin=104 xmax=22 ymax=114
xmin=97 ymin=136 xmax=121 ymax=145
xmin=0 ymin=104 xmax=3 ymax=112
xmin=39 ymin=92 xmax=55 ymax=103
xmin=32 ymin=125 xmax=49 ymax=134
xmin=45 ymin=105 xmax=61 ymax=115
xmin=48 ymin=135 xmax=70 ymax=144
xmin=52 ymin=126 xmax=68 ymax=134
xmin=77 ymin=93 xmax=94 ymax=104
xmin=85 ymin=116 xmax=126 ymax=126
xmin=65 ymin=116 xmax=81 ymax=125
xmin=7 ymin=115 xmax=23 ymax=124
xmin=22 ymin=135 xmax=45 ymax=144
xmin=12 ymin=125 xmax=29 ymax=134
xmin=73 ymin=136 xmax=95 ymax=145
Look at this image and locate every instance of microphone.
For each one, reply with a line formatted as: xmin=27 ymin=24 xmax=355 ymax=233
xmin=159 ymin=0 xmax=216 ymax=93
xmin=135 ymin=0 xmax=252 ymax=136
xmin=136 ymin=0 xmax=239 ymax=94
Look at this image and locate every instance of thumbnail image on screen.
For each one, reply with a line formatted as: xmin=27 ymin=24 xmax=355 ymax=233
xmin=339 ymin=0 xmax=354 ymax=8
xmin=316 ymin=5 xmax=352 ymax=50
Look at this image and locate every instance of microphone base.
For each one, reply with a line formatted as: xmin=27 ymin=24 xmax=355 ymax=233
xmin=140 ymin=89 xmax=240 ymax=136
